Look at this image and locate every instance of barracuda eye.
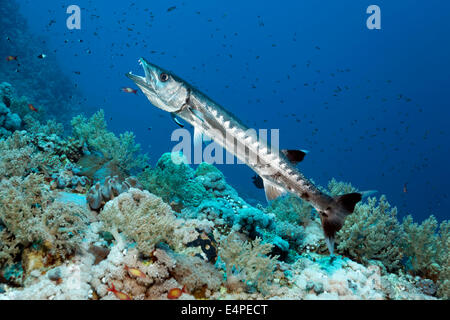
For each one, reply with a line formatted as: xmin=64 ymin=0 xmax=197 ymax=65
xmin=159 ymin=73 xmax=169 ymax=82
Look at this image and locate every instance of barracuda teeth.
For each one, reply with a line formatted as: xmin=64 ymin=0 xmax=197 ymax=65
xmin=211 ymin=109 xmax=218 ymax=117
xmin=223 ymin=121 xmax=231 ymax=128
xmin=218 ymin=115 xmax=224 ymax=123
xmin=259 ymin=147 xmax=268 ymax=154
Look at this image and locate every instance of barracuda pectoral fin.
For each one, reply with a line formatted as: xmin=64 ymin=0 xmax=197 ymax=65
xmin=281 ymin=149 xmax=309 ymax=165
xmin=263 ymin=178 xmax=286 ymax=202
xmin=171 ymin=113 xmax=184 ymax=128
xmin=189 ymin=107 xmax=205 ymax=122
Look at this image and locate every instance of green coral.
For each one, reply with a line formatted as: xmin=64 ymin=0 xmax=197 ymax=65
xmin=99 ymin=188 xmax=177 ymax=253
xmin=71 ymin=109 xmax=148 ymax=173
xmin=0 ymin=174 xmax=89 ymax=267
xmin=327 ymin=178 xmax=358 ymax=196
xmin=219 ymin=233 xmax=279 ymax=294
xmin=138 ymin=152 xmax=208 ymax=208
xmin=0 ymin=131 xmax=43 ymax=178
xmin=42 ymin=201 xmax=90 ymax=257
xmin=402 ymin=215 xmax=449 ymax=298
xmin=194 ymin=162 xmax=233 ymax=197
xmin=267 ymin=194 xmax=313 ymax=225
xmin=0 ymin=228 xmax=21 ymax=267
xmin=336 ymin=195 xmax=404 ymax=272
xmin=23 ymin=115 xmax=63 ymax=136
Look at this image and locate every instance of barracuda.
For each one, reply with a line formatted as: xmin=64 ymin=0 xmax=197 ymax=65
xmin=126 ymin=57 xmax=365 ymax=254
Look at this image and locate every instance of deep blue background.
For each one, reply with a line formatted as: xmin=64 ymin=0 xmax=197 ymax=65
xmin=16 ymin=0 xmax=450 ymax=222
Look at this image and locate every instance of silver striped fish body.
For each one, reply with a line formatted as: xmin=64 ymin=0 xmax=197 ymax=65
xmin=176 ymin=88 xmax=335 ymax=213
xmin=126 ymin=57 xmax=363 ymax=254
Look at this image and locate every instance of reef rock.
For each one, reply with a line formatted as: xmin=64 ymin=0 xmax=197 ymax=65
xmin=0 ymin=98 xmax=22 ymax=136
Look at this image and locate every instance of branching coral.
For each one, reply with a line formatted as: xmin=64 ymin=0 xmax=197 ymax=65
xmin=219 ymin=233 xmax=278 ymax=294
xmin=99 ymin=188 xmax=177 ymax=253
xmin=168 ymin=250 xmax=223 ymax=295
xmin=402 ymin=215 xmax=449 ymax=298
xmin=266 ymin=194 xmax=313 ymax=225
xmin=23 ymin=115 xmax=63 ymax=137
xmin=336 ymin=195 xmax=404 ymax=272
xmin=327 ymin=178 xmax=359 ymax=196
xmin=0 ymin=127 xmax=75 ymax=179
xmin=24 ymin=115 xmax=84 ymax=165
xmin=0 ymin=228 xmax=21 ymax=267
xmin=41 ymin=201 xmax=90 ymax=258
xmin=0 ymin=174 xmax=51 ymax=246
xmin=0 ymin=174 xmax=89 ymax=269
xmin=71 ymin=110 xmax=148 ymax=173
xmin=139 ymin=152 xmax=207 ymax=209
xmin=0 ymin=131 xmax=43 ymax=178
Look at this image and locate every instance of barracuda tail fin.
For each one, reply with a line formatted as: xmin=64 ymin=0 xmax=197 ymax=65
xmin=336 ymin=192 xmax=362 ymax=214
xmin=321 ymin=192 xmax=363 ymax=255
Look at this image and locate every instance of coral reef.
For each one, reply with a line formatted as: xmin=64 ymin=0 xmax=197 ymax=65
xmin=71 ymin=110 xmax=148 ymax=174
xmin=402 ymin=215 xmax=449 ymax=298
xmin=336 ymin=195 xmax=404 ymax=272
xmin=49 ymin=163 xmax=89 ymax=193
xmin=266 ymin=194 xmax=313 ymax=225
xmin=87 ymin=176 xmax=142 ymax=210
xmin=219 ymin=233 xmax=278 ymax=293
xmin=0 ymin=174 xmax=90 ymax=277
xmin=0 ymin=83 xmax=447 ymax=300
xmin=0 ymin=83 xmax=21 ymax=136
xmin=139 ymin=152 xmax=208 ymax=209
xmin=99 ymin=188 xmax=177 ymax=253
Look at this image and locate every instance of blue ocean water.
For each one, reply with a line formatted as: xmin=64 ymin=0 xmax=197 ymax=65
xmin=15 ymin=0 xmax=450 ymax=222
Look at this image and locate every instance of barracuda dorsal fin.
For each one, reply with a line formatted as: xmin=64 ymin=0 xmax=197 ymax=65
xmin=263 ymin=178 xmax=286 ymax=201
xmin=281 ymin=149 xmax=309 ymax=165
